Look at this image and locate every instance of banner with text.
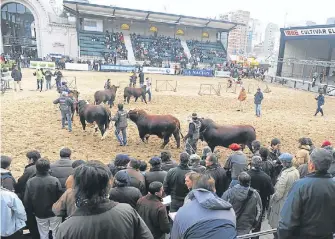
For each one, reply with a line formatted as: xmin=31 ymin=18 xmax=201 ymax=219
xmin=215 ymin=70 xmax=231 ymax=78
xmin=182 ymin=69 xmax=213 ymax=77
xmin=30 ymin=61 xmax=56 ymax=69
xmin=65 ymin=63 xmax=89 ymax=71
xmin=100 ymin=65 xmax=136 ymax=72
xmin=284 ymin=27 xmax=335 ymax=37
xmin=143 ymin=67 xmax=175 ymax=75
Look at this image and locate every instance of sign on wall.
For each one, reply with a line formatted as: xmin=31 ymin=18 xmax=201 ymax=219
xmin=150 ymin=26 xmax=158 ymax=32
xmin=83 ymin=19 xmax=103 ymax=32
xmin=176 ymin=29 xmax=184 ymax=36
xmin=30 ymin=61 xmax=56 ymax=69
xmin=202 ymin=32 xmax=209 ymax=38
xmin=121 ymin=23 xmax=130 ymax=30
xmin=284 ymin=27 xmax=335 ymax=37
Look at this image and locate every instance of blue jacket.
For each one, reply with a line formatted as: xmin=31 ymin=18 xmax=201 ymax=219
xmin=316 ymin=94 xmax=325 ymax=106
xmin=278 ymin=172 xmax=335 ymax=239
xmin=171 ymin=189 xmax=237 ymax=239
xmin=1 ymin=188 xmax=27 ymax=237
xmin=254 ymin=91 xmax=264 ymax=104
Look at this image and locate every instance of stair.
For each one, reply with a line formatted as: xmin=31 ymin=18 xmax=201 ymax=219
xmin=123 ymin=34 xmax=135 ymax=64
xmin=181 ymin=40 xmax=191 ymax=60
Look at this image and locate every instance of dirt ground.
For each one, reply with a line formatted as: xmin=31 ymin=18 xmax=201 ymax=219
xmin=1 ymin=69 xmax=335 ymax=178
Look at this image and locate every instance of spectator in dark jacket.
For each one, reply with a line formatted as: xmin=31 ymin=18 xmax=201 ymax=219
xmin=0 ymin=156 xmax=16 ymax=192
xmin=259 ymin=147 xmax=275 ymax=181
xmin=278 ymin=148 xmax=335 ymax=239
xmin=11 ymin=65 xmax=22 ymax=91
xmin=145 ymin=157 xmax=167 ymax=192
xmin=120 ymin=159 xmax=146 ymax=195
xmin=50 ymin=148 xmax=74 ymax=192
xmin=247 ymin=156 xmax=274 ymax=238
xmin=15 ymin=150 xmax=41 ymax=199
xmin=24 ymin=158 xmax=63 ymax=239
xmin=205 ymin=153 xmax=229 ymax=197
xmin=254 ymin=88 xmax=264 ymax=117
xmin=139 ymin=160 xmax=148 ymax=176
xmin=160 ymin=150 xmax=178 ymax=172
xmin=110 ymin=170 xmax=142 ymax=209
xmin=136 ymin=182 xmax=170 ymax=239
xmin=108 ymin=154 xmax=130 ymax=176
xmin=171 ymin=174 xmax=237 ymax=239
xmin=56 ymin=161 xmax=153 ymax=239
xmin=251 ymin=140 xmax=261 ymax=156
xmin=222 ymin=172 xmax=262 ymax=236
xmin=268 ymin=138 xmax=282 ymax=184
xmin=189 ymin=154 xmax=206 ymax=173
xmin=163 ymin=152 xmax=191 ymax=212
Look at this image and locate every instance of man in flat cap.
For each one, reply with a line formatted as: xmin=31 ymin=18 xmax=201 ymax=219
xmin=184 ymin=113 xmax=201 ymax=155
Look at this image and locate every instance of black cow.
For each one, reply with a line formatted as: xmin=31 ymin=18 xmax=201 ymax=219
xmin=94 ymin=85 xmax=119 ymax=108
xmin=78 ymin=100 xmax=111 ymax=139
xmin=199 ymin=118 xmax=256 ymax=152
xmin=128 ymin=109 xmax=182 ymax=148
xmin=124 ymin=85 xmax=147 ymax=104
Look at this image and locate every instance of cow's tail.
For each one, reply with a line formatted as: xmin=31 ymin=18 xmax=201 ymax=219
xmin=105 ymin=108 xmax=111 ymax=129
xmin=177 ymin=120 xmax=184 ymax=139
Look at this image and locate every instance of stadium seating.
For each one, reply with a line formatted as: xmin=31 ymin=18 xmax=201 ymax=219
xmin=186 ymin=40 xmax=227 ymax=64
xmin=130 ymin=33 xmax=187 ymax=64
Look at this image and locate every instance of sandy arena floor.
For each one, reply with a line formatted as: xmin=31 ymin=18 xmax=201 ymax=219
xmin=1 ymin=69 xmax=335 ymax=178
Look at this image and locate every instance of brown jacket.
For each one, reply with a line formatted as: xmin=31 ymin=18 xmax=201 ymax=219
xmin=52 ymin=188 xmax=76 ymax=217
xmin=293 ymin=145 xmax=310 ymax=168
xmin=65 ymin=175 xmax=74 ymax=189
xmin=136 ymin=194 xmax=170 ymax=239
xmin=238 ymin=89 xmax=247 ymax=101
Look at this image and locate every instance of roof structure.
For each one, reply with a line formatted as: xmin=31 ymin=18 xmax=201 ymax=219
xmin=63 ymin=1 xmax=239 ymax=31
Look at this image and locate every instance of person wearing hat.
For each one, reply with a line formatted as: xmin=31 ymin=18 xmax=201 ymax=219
xmin=247 ymin=156 xmax=274 ymax=237
xmin=254 ymin=87 xmax=264 ymax=117
xmin=278 ymin=149 xmax=335 ymax=239
xmin=112 ymin=103 xmax=128 ymax=146
xmin=145 ymin=157 xmax=167 ymax=193
xmin=314 ymin=91 xmax=325 ymax=116
xmin=267 ymin=153 xmax=299 ymax=239
xmin=224 ymin=143 xmax=248 ymax=188
xmin=53 ymin=68 xmax=63 ymax=92
xmin=189 ymin=154 xmax=206 ymax=174
xmin=237 ymin=87 xmax=247 ymax=112
xmin=109 ymin=170 xmax=142 ymax=209
xmin=184 ymin=113 xmax=202 ymax=155
xmin=53 ymin=92 xmax=74 ymax=132
xmin=163 ymin=152 xmax=191 ymax=212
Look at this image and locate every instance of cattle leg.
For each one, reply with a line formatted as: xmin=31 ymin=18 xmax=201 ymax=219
xmin=247 ymin=142 xmax=254 ymax=153
xmin=139 ymin=131 xmax=147 ymax=144
xmin=135 ymin=97 xmax=138 ymax=102
xmin=161 ymin=136 xmax=170 ymax=149
xmin=80 ymin=117 xmax=86 ymax=131
xmin=145 ymin=134 xmax=150 ymax=143
xmin=173 ymin=131 xmax=181 ymax=148
xmin=127 ymin=96 xmax=130 ymax=104
xmin=99 ymin=125 xmax=106 ymax=140
xmin=124 ymin=95 xmax=127 ymax=103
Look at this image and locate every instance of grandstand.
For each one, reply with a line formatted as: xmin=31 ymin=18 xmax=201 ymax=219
xmin=63 ymin=0 xmax=240 ymax=65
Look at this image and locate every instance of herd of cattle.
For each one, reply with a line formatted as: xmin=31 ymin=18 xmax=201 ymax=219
xmin=70 ymin=84 xmax=256 ymax=152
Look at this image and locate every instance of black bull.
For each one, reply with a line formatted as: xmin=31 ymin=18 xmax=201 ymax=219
xmin=128 ymin=109 xmax=182 ymax=148
xmin=94 ymin=85 xmax=119 ymax=108
xmin=78 ymin=100 xmax=111 ymax=138
xmin=199 ymin=118 xmax=256 ymax=152
xmin=124 ymin=86 xmax=147 ymax=104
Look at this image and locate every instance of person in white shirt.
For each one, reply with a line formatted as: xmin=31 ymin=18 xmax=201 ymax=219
xmin=145 ymin=77 xmax=152 ymax=102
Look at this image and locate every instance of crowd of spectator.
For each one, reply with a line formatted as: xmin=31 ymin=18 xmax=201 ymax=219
xmin=1 ymin=138 xmax=335 ymax=239
xmin=130 ymin=33 xmax=187 ymax=67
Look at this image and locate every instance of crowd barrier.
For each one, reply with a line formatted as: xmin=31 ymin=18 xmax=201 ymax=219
xmin=182 ymin=69 xmax=213 ymax=77
xmin=215 ymin=70 xmax=231 ymax=78
xmin=29 ymin=61 xmax=56 ymax=70
xmin=100 ymin=64 xmax=136 ymax=72
xmin=142 ymin=67 xmax=175 ymax=75
xmin=65 ymin=63 xmax=89 ymax=71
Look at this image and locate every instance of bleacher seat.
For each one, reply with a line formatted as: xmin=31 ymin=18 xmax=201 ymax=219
xmin=186 ymin=40 xmax=227 ymax=64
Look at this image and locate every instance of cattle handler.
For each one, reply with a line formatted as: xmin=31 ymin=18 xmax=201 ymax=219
xmin=53 ymin=92 xmax=74 ymax=132
xmin=112 ymin=103 xmax=128 ymax=146
xmin=184 ymin=113 xmax=201 ymax=155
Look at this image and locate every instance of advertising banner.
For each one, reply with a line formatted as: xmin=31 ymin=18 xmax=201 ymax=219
xmin=215 ymin=70 xmax=231 ymax=78
xmin=65 ymin=63 xmax=89 ymax=71
xmin=284 ymin=27 xmax=335 ymax=37
xmin=142 ymin=67 xmax=175 ymax=75
xmin=100 ymin=65 xmax=136 ymax=72
xmin=30 ymin=61 xmax=56 ymax=69
xmin=182 ymin=69 xmax=213 ymax=77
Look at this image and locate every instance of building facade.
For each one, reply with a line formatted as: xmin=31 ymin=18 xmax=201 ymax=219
xmin=263 ymin=22 xmax=279 ymax=57
xmin=246 ymin=18 xmax=261 ymax=54
xmin=327 ymin=17 xmax=335 ymax=25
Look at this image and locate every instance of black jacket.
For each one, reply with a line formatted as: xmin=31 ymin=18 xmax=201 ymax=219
xmin=24 ymin=173 xmax=63 ymax=218
xmin=161 ymin=160 xmax=178 ymax=172
xmin=56 ymin=200 xmax=153 ymax=239
xmin=109 ymin=186 xmax=142 ymax=209
xmin=15 ymin=163 xmax=36 ymax=199
xmin=145 ymin=167 xmax=167 ymax=192
xmin=136 ymin=194 xmax=170 ymax=239
xmin=0 ymin=169 xmax=16 ymax=192
xmin=259 ymin=160 xmax=275 ymax=181
xmin=190 ymin=164 xmax=206 ymax=174
xmin=247 ymin=168 xmax=274 ymax=208
xmin=11 ymin=69 xmax=22 ymax=81
xmin=50 ymin=158 xmax=74 ymax=192
xmin=204 ymin=164 xmax=229 ymax=197
xmin=278 ymin=172 xmax=335 ymax=239
xmin=163 ymin=164 xmax=191 ymax=201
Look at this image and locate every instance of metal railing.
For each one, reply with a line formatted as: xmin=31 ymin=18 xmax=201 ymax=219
xmin=238 ymin=229 xmax=335 ymax=239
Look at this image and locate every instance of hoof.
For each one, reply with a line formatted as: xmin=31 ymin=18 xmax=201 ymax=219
xmin=160 ymin=145 xmax=165 ymax=149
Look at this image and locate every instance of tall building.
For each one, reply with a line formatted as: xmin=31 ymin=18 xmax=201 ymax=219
xmin=246 ymin=18 xmax=261 ymax=54
xmin=263 ymin=22 xmax=279 ymax=57
xmin=220 ymin=10 xmax=250 ymax=55
xmin=326 ymin=17 xmax=335 ymax=24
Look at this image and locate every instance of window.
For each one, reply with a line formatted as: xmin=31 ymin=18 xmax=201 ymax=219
xmin=7 ymin=3 xmax=16 ymax=13
xmin=84 ymin=20 xmax=97 ymax=27
xmin=17 ymin=4 xmax=25 ymax=14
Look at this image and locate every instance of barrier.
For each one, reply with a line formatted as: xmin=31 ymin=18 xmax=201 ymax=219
xmin=65 ymin=63 xmax=89 ymax=71
xmin=215 ymin=70 xmax=231 ymax=78
xmin=143 ymin=67 xmax=175 ymax=75
xmin=183 ymin=69 xmax=213 ymax=77
xmin=220 ymin=81 xmax=237 ymax=94
xmin=63 ymin=76 xmax=77 ymax=89
xmin=30 ymin=61 xmax=55 ymax=69
xmin=155 ymin=80 xmax=177 ymax=92
xmin=198 ymin=84 xmax=220 ymax=96
xmin=100 ymin=64 xmax=136 ymax=72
